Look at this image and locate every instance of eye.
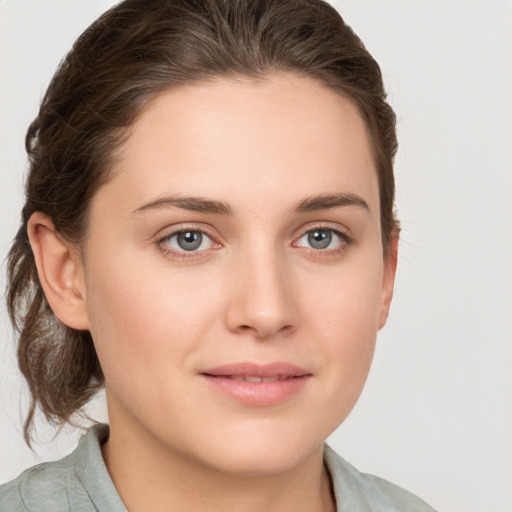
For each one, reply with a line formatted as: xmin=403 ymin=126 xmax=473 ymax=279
xmin=161 ymin=230 xmax=215 ymax=253
xmin=295 ymin=228 xmax=348 ymax=251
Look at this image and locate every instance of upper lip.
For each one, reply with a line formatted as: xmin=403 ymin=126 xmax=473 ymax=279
xmin=201 ymin=362 xmax=311 ymax=379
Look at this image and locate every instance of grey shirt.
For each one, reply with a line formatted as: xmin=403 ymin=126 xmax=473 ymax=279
xmin=0 ymin=424 xmax=436 ymax=511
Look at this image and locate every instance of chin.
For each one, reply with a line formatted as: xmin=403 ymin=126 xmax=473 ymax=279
xmin=210 ymin=446 xmax=317 ymax=476
xmin=187 ymin=421 xmax=327 ymax=476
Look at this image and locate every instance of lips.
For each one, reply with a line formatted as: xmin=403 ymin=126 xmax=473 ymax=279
xmin=200 ymin=362 xmax=312 ymax=406
xmin=224 ymin=375 xmax=290 ymax=382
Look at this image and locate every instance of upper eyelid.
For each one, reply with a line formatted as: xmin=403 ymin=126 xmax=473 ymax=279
xmin=153 ymin=221 xmax=351 ymax=246
xmin=294 ymin=228 xmax=348 ymax=245
xmin=291 ymin=223 xmax=354 ymax=253
xmin=156 ymin=227 xmax=220 ymax=258
xmin=161 ymin=229 xmax=214 ymax=243
xmin=156 ymin=223 xmax=220 ymax=242
xmin=155 ymin=226 xmax=221 ymax=258
xmin=293 ymin=221 xmax=351 ymax=239
xmin=297 ymin=227 xmax=345 ymax=239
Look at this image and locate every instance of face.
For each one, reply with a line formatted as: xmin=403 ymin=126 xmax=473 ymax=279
xmin=79 ymin=74 xmax=396 ymax=475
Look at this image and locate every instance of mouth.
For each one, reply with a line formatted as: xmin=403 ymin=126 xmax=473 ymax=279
xmin=200 ymin=362 xmax=312 ymax=406
xmin=217 ymin=375 xmax=296 ymax=382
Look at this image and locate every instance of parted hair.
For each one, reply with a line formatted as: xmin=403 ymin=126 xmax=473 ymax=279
xmin=7 ymin=0 xmax=398 ymax=443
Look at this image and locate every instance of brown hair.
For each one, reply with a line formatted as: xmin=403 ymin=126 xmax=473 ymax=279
xmin=7 ymin=0 xmax=398 ymax=443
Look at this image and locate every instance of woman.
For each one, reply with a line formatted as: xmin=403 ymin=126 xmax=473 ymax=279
xmin=1 ymin=0 xmax=435 ymax=510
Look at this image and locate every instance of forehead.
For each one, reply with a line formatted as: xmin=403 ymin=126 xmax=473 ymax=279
xmin=97 ymin=73 xmax=379 ymax=218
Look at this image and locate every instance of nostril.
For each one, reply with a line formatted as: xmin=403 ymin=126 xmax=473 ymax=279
xmin=235 ymin=322 xmax=295 ymax=338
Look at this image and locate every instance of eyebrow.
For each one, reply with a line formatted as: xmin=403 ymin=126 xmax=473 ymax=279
xmin=131 ymin=196 xmax=233 ymax=216
xmin=293 ymin=193 xmax=370 ymax=214
xmin=131 ymin=192 xmax=369 ymax=217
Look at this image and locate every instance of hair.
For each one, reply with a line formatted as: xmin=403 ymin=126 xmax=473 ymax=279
xmin=7 ymin=0 xmax=398 ymax=443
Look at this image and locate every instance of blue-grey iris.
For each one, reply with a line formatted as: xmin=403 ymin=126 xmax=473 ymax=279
xmin=177 ymin=231 xmax=203 ymax=251
xmin=308 ymin=229 xmax=332 ymax=249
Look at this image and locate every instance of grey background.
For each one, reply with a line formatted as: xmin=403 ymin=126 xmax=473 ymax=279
xmin=1 ymin=1 xmax=511 ymax=511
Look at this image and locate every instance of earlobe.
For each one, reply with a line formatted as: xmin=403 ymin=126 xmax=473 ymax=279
xmin=27 ymin=212 xmax=90 ymax=330
xmin=378 ymin=233 xmax=399 ymax=330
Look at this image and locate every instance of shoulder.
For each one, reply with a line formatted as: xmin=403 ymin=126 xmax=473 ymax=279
xmin=324 ymin=445 xmax=437 ymax=512
xmin=0 ymin=424 xmax=119 ymax=512
xmin=0 ymin=454 xmax=82 ymax=512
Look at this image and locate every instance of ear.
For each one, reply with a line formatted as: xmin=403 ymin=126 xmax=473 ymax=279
xmin=378 ymin=232 xmax=399 ymax=330
xmin=27 ymin=212 xmax=90 ymax=330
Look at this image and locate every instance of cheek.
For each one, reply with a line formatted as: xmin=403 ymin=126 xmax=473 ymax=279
xmin=83 ymin=250 xmax=222 ymax=383
xmin=304 ymin=251 xmax=384 ymax=343
xmin=300 ymin=255 xmax=383 ymax=413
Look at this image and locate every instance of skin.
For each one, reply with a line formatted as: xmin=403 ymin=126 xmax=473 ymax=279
xmin=28 ymin=73 xmax=397 ymax=512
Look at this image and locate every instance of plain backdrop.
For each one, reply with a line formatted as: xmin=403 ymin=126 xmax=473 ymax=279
xmin=1 ymin=1 xmax=511 ymax=511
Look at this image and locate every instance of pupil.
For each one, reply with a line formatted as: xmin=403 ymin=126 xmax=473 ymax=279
xmin=308 ymin=230 xmax=331 ymax=249
xmin=177 ymin=231 xmax=202 ymax=251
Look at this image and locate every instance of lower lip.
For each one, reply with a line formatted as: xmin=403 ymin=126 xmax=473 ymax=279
xmin=201 ymin=375 xmax=311 ymax=406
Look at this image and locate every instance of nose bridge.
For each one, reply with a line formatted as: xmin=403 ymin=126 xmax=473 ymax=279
xmin=225 ymin=236 xmax=298 ymax=338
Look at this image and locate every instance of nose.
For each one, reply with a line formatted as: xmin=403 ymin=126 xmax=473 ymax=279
xmin=224 ymin=247 xmax=299 ymax=340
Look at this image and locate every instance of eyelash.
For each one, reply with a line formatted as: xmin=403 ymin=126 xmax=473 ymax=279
xmin=292 ymin=225 xmax=353 ymax=257
xmin=156 ymin=224 xmax=352 ymax=260
xmin=156 ymin=225 xmax=220 ymax=260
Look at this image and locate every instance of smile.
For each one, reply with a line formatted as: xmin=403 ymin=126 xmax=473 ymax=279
xmin=201 ymin=362 xmax=312 ymax=406
xmin=222 ymin=375 xmax=295 ymax=382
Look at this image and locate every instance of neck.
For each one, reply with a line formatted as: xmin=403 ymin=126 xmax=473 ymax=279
xmin=102 ymin=419 xmax=335 ymax=512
